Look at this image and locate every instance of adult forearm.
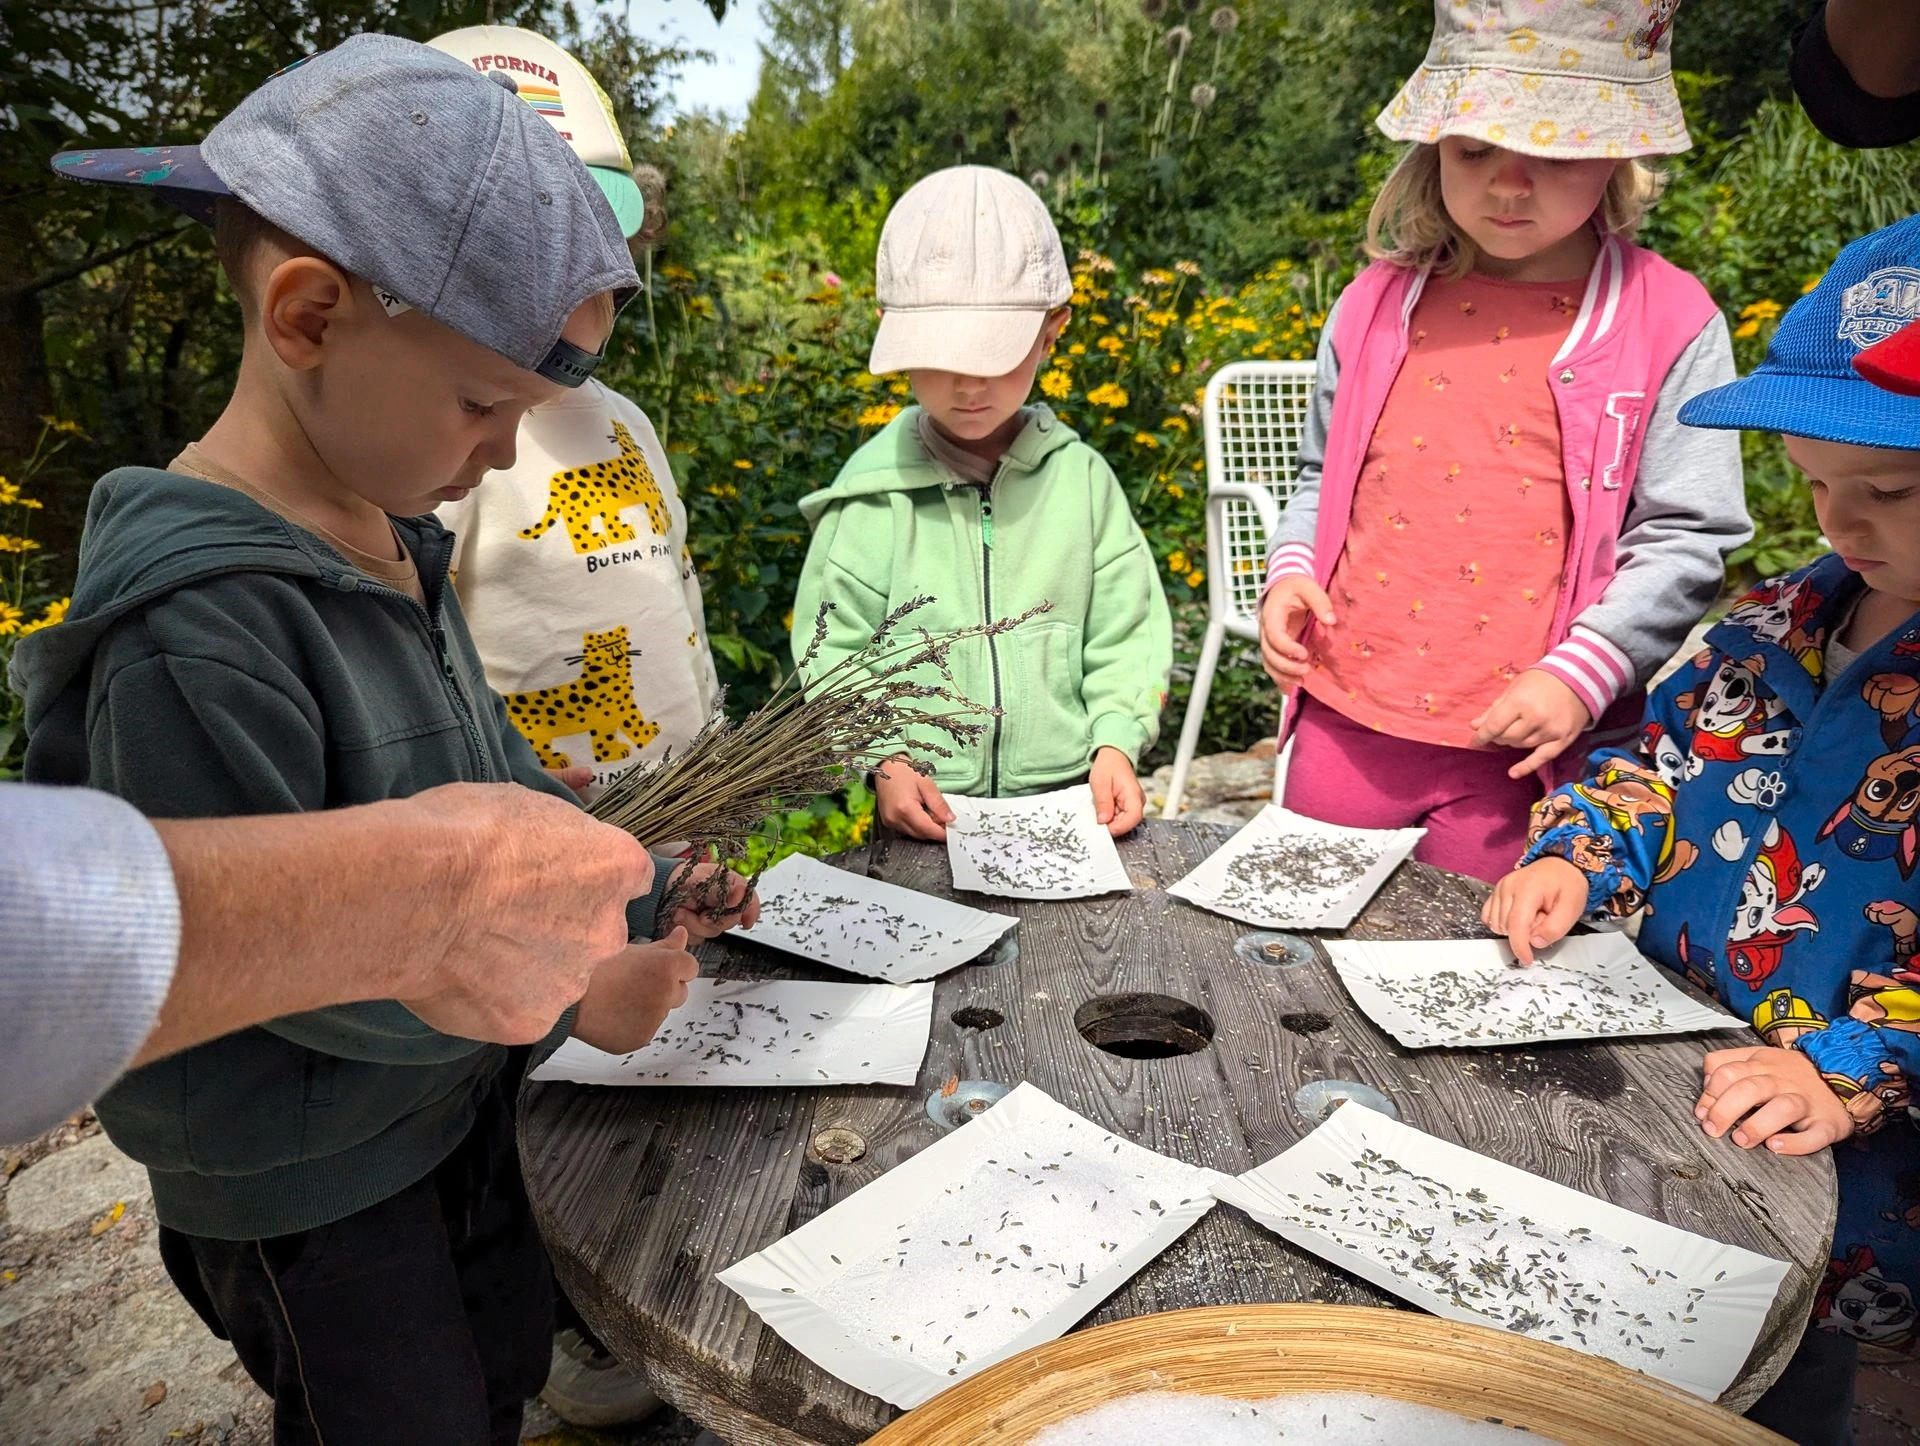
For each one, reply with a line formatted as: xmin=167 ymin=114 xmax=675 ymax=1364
xmin=136 ymin=803 xmax=445 ymax=1063
xmin=138 ymin=783 xmax=651 ymax=1064
xmin=1826 ymin=0 xmax=1920 ymax=98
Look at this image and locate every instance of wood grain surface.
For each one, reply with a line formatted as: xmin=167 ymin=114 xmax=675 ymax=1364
xmin=521 ymin=820 xmax=1836 ymax=1445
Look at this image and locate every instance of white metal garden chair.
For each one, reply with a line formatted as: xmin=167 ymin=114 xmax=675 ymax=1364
xmin=1161 ymin=359 xmax=1318 ymax=819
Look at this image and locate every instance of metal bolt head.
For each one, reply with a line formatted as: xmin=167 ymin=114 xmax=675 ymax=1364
xmin=810 ymin=1126 xmax=867 ymax=1165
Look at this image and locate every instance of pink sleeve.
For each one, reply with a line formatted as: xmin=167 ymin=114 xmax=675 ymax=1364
xmin=1533 ymin=625 xmax=1635 ymax=721
xmin=1262 ymin=542 xmax=1316 ymax=595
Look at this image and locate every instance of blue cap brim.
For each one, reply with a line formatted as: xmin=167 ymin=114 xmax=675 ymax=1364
xmin=50 ymin=146 xmax=231 ymax=226
xmin=1678 ymin=369 xmax=1920 ymax=451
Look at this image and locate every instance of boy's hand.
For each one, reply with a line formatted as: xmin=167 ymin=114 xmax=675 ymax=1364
xmin=1696 ymin=1045 xmax=1856 ymax=1155
xmin=570 ymin=927 xmax=698 ymax=1053
xmin=1089 ymin=746 xmax=1146 ymax=836
xmin=875 ymin=757 xmax=954 ymax=841
xmin=544 ymin=764 xmax=594 ymax=800
xmin=1258 ymin=576 xmax=1336 ymax=688
xmin=1471 ymin=670 xmax=1593 ymax=779
xmin=1481 ymin=858 xmax=1587 ymax=964
xmin=667 ymin=858 xmax=761 ymax=939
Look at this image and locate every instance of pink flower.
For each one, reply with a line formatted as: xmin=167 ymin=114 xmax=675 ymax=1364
xmin=823 ymin=272 xmax=842 ymax=288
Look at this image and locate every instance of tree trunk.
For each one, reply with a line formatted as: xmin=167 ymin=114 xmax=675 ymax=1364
xmin=0 ymin=283 xmax=55 ymax=469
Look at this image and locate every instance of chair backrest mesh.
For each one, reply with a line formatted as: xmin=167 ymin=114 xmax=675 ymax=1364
xmin=1204 ymin=360 xmax=1318 ymax=622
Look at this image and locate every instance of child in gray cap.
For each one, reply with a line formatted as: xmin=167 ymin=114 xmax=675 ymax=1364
xmin=17 ymin=35 xmax=734 ymax=1441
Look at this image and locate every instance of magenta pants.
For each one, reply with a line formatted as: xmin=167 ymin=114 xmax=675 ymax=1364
xmin=1280 ymin=695 xmax=1543 ymax=884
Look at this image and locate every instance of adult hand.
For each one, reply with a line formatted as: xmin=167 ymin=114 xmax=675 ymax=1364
xmin=875 ymin=757 xmax=954 ymax=841
xmin=1696 ymin=1044 xmax=1856 ymax=1155
xmin=1258 ymin=575 xmax=1335 ymax=688
xmin=1480 ymin=857 xmax=1587 ymax=965
xmin=1089 ymin=746 xmax=1146 ymax=836
xmin=667 ymin=858 xmax=762 ymax=939
xmin=395 ymin=783 xmax=654 ymax=1042
xmin=1471 ymin=669 xmax=1592 ymax=779
xmin=570 ymin=927 xmax=699 ymax=1053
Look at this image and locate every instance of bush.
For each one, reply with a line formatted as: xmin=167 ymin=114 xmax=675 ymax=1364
xmin=0 ymin=422 xmax=77 ymax=779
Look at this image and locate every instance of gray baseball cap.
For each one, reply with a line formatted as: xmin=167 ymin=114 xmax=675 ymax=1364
xmin=51 ymin=33 xmax=638 ymax=387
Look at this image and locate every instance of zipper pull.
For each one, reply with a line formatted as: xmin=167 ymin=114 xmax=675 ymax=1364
xmin=981 ymin=496 xmax=994 ymax=551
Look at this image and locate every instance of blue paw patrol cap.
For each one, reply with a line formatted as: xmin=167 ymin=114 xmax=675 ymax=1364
xmin=49 ymin=34 xmax=637 ymax=387
xmin=1680 ymin=213 xmax=1920 ymax=449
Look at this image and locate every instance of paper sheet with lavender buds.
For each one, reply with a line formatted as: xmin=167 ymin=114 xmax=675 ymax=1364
xmin=716 ymin=1082 xmax=1217 ymax=1408
xmin=527 ymin=978 xmax=933 ymax=1087
xmin=1213 ymin=1104 xmax=1789 ymax=1400
xmin=735 ymin=854 xmax=1018 ymax=983
xmin=944 ymin=785 xmax=1133 ymax=900
xmin=1167 ymin=805 xmax=1423 ymax=929
xmin=1324 ymin=935 xmax=1740 ymax=1049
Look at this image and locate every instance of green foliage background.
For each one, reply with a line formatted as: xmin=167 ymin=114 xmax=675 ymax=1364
xmin=6 ymin=0 xmax=1919 ymax=809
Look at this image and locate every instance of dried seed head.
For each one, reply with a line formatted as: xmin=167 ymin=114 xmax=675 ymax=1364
xmin=1068 ymin=140 xmax=1085 ymax=161
xmin=1164 ymin=24 xmax=1192 ymax=55
xmin=1141 ymin=0 xmax=1168 ymax=19
xmin=1211 ymin=4 xmax=1239 ymax=34
xmin=1191 ymin=81 xmax=1217 ymax=109
xmin=1094 ymin=99 xmax=1111 ymax=121
xmin=1029 ymin=170 xmax=1051 ymax=190
xmin=1003 ymin=106 xmax=1022 ymax=131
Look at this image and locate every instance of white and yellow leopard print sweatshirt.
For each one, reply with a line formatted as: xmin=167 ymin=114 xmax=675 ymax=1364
xmin=439 ymin=381 xmax=718 ymax=793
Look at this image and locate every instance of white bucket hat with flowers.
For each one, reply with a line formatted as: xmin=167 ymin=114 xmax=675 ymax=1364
xmin=1378 ymin=0 xmax=1690 ymax=159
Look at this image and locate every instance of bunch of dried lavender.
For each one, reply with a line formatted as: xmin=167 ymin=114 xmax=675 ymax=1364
xmin=591 ymin=597 xmax=1049 ymax=904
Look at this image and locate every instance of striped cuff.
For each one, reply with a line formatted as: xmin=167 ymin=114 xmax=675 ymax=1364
xmin=1262 ymin=543 xmax=1315 ymax=596
xmin=1534 ymin=627 xmax=1635 ymax=723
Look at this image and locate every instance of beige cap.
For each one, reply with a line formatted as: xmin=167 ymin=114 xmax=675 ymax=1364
xmin=427 ymin=25 xmax=646 ymax=237
xmin=870 ymin=166 xmax=1072 ymax=377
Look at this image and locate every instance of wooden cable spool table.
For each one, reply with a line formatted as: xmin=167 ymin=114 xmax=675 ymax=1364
xmin=521 ymin=819 xmax=1836 ymax=1445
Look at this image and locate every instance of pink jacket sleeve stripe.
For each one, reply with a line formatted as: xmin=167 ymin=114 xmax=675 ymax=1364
xmin=1264 ymin=542 xmax=1315 ymax=586
xmin=1535 ymin=626 xmax=1635 ymax=720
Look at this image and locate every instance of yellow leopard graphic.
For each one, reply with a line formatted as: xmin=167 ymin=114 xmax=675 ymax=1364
xmin=519 ymin=422 xmax=670 ymax=554
xmin=504 ymin=625 xmax=658 ymax=768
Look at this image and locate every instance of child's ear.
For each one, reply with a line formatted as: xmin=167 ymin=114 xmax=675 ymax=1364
xmin=259 ymin=256 xmax=352 ymax=372
xmin=1044 ymin=307 xmax=1072 ymax=348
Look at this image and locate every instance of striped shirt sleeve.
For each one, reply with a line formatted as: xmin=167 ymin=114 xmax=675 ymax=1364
xmin=1 ymin=785 xmax=180 ymax=1143
xmin=1533 ymin=625 xmax=1636 ymax=722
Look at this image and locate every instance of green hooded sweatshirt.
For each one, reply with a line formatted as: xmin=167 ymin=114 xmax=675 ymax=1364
xmin=10 ymin=468 xmax=668 ymax=1241
xmin=793 ymin=406 xmax=1173 ymax=797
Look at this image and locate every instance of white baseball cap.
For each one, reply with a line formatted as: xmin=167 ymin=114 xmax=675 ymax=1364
xmin=870 ymin=166 xmax=1072 ymax=378
xmin=427 ymin=25 xmax=646 ymax=238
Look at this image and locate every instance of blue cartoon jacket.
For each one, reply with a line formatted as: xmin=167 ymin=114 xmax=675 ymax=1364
xmin=1525 ymin=553 xmax=1920 ymax=1354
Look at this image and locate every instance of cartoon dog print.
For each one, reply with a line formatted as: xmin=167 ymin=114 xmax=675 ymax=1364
xmin=1820 ymin=745 xmax=1920 ymax=878
xmin=1723 ymin=576 xmax=1827 ymax=675
xmin=1726 ymin=821 xmax=1824 ymax=987
xmin=1818 ymin=1246 xmax=1919 ymax=1347
xmin=1675 ymin=658 xmax=1791 ymax=772
xmin=1750 ymin=987 xmax=1828 ymax=1047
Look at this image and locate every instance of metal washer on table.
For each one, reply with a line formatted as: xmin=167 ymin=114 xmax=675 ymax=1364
xmin=1293 ymin=1079 xmax=1399 ymax=1124
xmin=926 ymin=1080 xmax=1011 ymax=1130
xmin=1235 ymin=931 xmax=1317 ymax=968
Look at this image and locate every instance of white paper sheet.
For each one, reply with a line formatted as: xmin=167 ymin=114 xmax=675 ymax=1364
xmin=717 ymin=1082 xmax=1217 ymax=1408
xmin=1215 ymin=1105 xmax=1789 ymax=1401
xmin=1324 ymin=934 xmax=1740 ymax=1049
xmin=735 ymin=853 xmax=1017 ymax=983
xmin=1167 ymin=805 xmax=1423 ymax=929
xmin=945 ymin=785 xmax=1133 ymax=900
xmin=527 ymin=978 xmax=933 ymax=1087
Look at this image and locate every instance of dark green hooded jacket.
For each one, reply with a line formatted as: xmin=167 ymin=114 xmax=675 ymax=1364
xmin=10 ymin=468 xmax=666 ymax=1240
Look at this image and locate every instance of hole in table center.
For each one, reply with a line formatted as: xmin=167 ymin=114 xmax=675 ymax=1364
xmin=1074 ymin=993 xmax=1215 ymax=1059
xmin=951 ymin=1005 xmax=1005 ymax=1031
